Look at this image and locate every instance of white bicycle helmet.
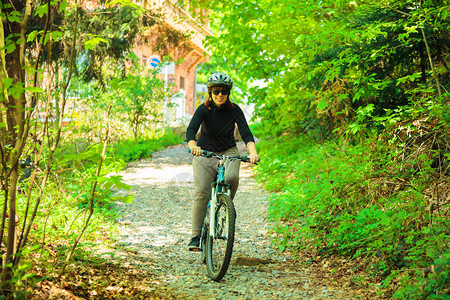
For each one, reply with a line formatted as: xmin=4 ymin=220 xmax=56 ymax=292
xmin=207 ymin=72 xmax=233 ymax=89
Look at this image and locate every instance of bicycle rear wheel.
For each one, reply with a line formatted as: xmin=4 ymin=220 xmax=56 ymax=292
xmin=205 ymin=193 xmax=236 ymax=281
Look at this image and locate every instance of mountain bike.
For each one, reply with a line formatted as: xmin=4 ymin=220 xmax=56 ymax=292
xmin=189 ymin=149 xmax=257 ymax=281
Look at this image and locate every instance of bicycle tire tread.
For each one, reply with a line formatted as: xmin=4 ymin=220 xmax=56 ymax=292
xmin=205 ymin=194 xmax=236 ymax=281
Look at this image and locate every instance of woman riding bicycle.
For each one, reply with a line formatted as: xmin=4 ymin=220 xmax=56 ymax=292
xmin=186 ymin=72 xmax=259 ymax=251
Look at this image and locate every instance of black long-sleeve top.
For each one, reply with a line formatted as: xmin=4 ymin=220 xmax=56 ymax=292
xmin=186 ymin=102 xmax=255 ymax=152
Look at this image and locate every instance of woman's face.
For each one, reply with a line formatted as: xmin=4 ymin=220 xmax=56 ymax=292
xmin=211 ymin=86 xmax=230 ymax=107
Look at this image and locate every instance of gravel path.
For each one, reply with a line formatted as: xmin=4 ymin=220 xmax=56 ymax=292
xmin=111 ymin=143 xmax=348 ymax=299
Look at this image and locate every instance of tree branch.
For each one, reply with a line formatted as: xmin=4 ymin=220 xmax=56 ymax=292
xmin=58 ymin=105 xmax=112 ymax=278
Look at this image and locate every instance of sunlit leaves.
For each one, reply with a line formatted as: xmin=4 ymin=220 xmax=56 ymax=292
xmin=7 ymin=11 xmax=21 ymax=23
xmin=58 ymin=0 xmax=69 ymax=12
xmin=25 ymin=86 xmax=44 ymax=94
xmin=27 ymin=31 xmax=39 ymax=42
xmin=36 ymin=4 xmax=49 ymax=18
xmin=106 ymin=0 xmax=141 ymax=10
xmin=2 ymin=80 xmax=25 ymax=99
xmin=3 ymin=33 xmax=19 ymax=53
xmin=2 ymin=77 xmax=14 ymax=90
xmin=51 ymin=30 xmax=64 ymax=41
xmin=396 ymin=72 xmax=423 ymax=85
xmin=96 ymin=175 xmax=132 ymax=191
xmin=197 ymin=0 xmax=449 ymax=140
xmin=27 ymin=29 xmax=64 ymax=44
xmin=84 ymin=35 xmax=109 ymax=50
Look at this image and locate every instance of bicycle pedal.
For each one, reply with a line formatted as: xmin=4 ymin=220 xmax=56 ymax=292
xmin=190 ymin=248 xmax=202 ymax=252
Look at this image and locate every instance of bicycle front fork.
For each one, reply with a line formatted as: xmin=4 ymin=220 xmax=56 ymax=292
xmin=208 ymin=181 xmax=231 ymax=238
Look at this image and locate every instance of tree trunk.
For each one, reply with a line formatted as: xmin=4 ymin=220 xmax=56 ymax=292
xmin=0 ymin=10 xmax=9 ymax=133
xmin=2 ymin=167 xmax=19 ymax=285
xmin=0 ymin=1 xmax=32 ymax=295
xmin=0 ymin=6 xmax=9 ymax=258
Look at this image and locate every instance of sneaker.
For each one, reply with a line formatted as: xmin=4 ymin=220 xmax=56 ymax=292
xmin=188 ymin=236 xmax=201 ymax=251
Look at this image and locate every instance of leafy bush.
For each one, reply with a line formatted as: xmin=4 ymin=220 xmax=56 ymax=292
xmin=112 ymin=131 xmax=183 ymax=162
xmin=9 ymin=130 xmax=184 ymax=294
xmin=54 ymin=131 xmax=183 ymax=207
xmin=255 ymin=124 xmax=449 ymax=298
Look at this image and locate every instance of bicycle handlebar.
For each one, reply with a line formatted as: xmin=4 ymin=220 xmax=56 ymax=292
xmin=188 ymin=149 xmax=260 ymax=163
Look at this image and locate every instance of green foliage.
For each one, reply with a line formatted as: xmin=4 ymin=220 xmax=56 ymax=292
xmin=52 ymin=131 xmax=183 ymax=207
xmin=0 ymin=0 xmax=188 ymax=296
xmin=5 ymin=130 xmax=183 ymax=293
xmin=255 ymin=124 xmax=449 ymax=297
xmin=195 ymin=2 xmax=449 ymax=296
xmin=112 ymin=61 xmax=168 ymax=139
xmin=70 ymin=53 xmax=175 ymax=139
xmin=192 ymin=0 xmax=449 ymax=141
xmin=390 ymin=252 xmax=450 ymax=299
xmin=0 ymin=245 xmax=37 ymax=299
xmin=112 ymin=132 xmax=183 ymax=162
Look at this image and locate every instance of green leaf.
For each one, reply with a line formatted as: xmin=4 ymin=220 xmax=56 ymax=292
xmin=21 ymin=273 xmax=37 ymax=281
xmin=120 ymin=195 xmax=134 ymax=203
xmin=58 ymin=0 xmax=69 ymax=12
xmin=7 ymin=11 xmax=21 ymax=23
xmin=4 ymin=40 xmax=16 ymax=53
xmin=317 ymin=100 xmax=328 ymax=110
xmin=51 ymin=31 xmax=64 ymax=41
xmin=8 ymin=82 xmax=25 ymax=99
xmin=36 ymin=4 xmax=49 ymax=18
xmin=84 ymin=36 xmax=109 ymax=50
xmin=106 ymin=0 xmax=140 ymax=9
xmin=3 ymin=78 xmax=14 ymax=90
xmin=26 ymin=86 xmax=44 ymax=93
xmin=27 ymin=30 xmax=40 ymax=42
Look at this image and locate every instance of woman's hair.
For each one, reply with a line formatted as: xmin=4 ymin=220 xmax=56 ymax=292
xmin=205 ymin=91 xmax=235 ymax=110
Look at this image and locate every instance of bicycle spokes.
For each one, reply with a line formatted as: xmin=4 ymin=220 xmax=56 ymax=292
xmin=216 ymin=209 xmax=227 ymax=240
xmin=205 ymin=194 xmax=236 ymax=281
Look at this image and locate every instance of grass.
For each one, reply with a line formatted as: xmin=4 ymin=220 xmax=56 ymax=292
xmin=4 ymin=130 xmax=184 ymax=298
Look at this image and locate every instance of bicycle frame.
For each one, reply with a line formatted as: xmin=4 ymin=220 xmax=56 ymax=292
xmin=189 ymin=148 xmax=258 ymax=281
xmin=188 ymin=148 xmax=253 ymax=241
xmin=209 ymin=158 xmax=231 ymax=239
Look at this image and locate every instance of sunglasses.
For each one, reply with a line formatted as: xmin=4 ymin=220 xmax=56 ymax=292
xmin=211 ymin=89 xmax=230 ymax=95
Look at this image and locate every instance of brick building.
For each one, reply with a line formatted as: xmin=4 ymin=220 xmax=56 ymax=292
xmin=134 ymin=0 xmax=212 ymax=123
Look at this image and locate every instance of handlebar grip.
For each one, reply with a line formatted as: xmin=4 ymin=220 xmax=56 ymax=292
xmin=188 ymin=148 xmax=207 ymax=155
xmin=243 ymin=156 xmax=261 ymax=163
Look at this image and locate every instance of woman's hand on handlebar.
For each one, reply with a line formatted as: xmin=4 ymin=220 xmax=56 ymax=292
xmin=190 ymin=146 xmax=202 ymax=156
xmin=188 ymin=140 xmax=202 ymax=157
xmin=246 ymin=142 xmax=260 ymax=164
xmin=248 ymin=154 xmax=260 ymax=164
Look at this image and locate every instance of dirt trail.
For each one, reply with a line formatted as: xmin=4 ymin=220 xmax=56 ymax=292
xmin=108 ymin=143 xmax=351 ymax=299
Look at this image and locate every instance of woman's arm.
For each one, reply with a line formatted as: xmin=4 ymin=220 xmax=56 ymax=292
xmin=234 ymin=106 xmax=259 ymax=163
xmin=186 ymin=105 xmax=205 ymax=156
xmin=246 ymin=142 xmax=259 ymax=164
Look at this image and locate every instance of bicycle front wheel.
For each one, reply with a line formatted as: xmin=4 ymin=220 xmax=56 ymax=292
xmin=205 ymin=193 xmax=236 ymax=281
xmin=200 ymin=208 xmax=209 ymax=264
